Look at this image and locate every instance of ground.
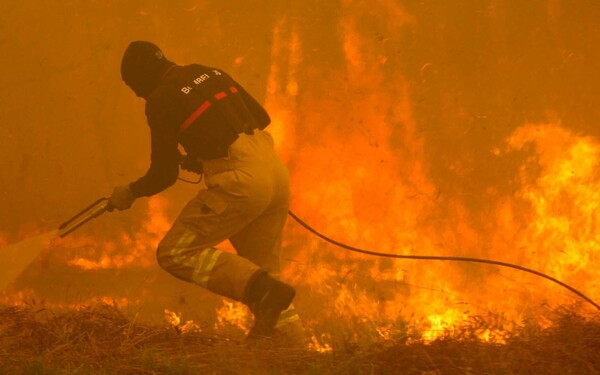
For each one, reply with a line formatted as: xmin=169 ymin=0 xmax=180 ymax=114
xmin=0 ymin=304 xmax=598 ymax=374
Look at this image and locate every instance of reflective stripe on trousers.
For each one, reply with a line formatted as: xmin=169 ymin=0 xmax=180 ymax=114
xmin=156 ymin=130 xmax=291 ymax=302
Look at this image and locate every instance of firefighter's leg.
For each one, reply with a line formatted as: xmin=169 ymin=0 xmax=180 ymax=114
xmin=228 ymin=151 xmax=306 ymax=344
xmin=230 ymin=210 xmax=306 ymax=345
xmin=156 ymin=186 xmax=264 ymax=302
xmin=156 ymin=148 xmax=296 ymax=328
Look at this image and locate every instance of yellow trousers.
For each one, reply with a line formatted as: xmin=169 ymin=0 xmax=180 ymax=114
xmin=156 ymin=130 xmax=300 ymax=328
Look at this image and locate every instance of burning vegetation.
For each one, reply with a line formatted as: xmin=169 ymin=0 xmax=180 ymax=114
xmin=1 ymin=0 xmax=600 ymax=373
xmin=0 ymin=303 xmax=598 ymax=373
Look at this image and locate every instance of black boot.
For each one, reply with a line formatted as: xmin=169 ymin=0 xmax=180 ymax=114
xmin=243 ymin=271 xmax=296 ymax=337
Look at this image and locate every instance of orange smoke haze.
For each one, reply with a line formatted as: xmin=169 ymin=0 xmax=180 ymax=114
xmin=1 ymin=1 xmax=599 ymax=345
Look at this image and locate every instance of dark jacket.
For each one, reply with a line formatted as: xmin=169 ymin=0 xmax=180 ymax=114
xmin=129 ymin=64 xmax=271 ymax=197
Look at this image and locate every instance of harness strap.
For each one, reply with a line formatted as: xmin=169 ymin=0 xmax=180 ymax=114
xmin=179 ymin=87 xmax=240 ymax=133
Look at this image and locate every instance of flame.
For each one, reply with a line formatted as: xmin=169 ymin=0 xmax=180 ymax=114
xmin=273 ymin=6 xmax=456 ymax=343
xmin=308 ymin=334 xmax=333 ymax=353
xmin=264 ymin=17 xmax=301 ymax=162
xmin=164 ymin=309 xmax=201 ymax=334
xmin=65 ymin=196 xmax=170 ymax=270
xmin=282 ymin=119 xmax=600 ymax=346
xmin=420 ymin=310 xmax=461 ymax=343
xmin=164 ymin=308 xmax=182 ymax=326
xmin=265 ymin=3 xmax=598 ymax=346
xmin=502 ymin=123 xmax=600 ymax=299
xmin=3 ymin=2 xmax=598 ymax=348
xmin=214 ymin=300 xmax=252 ymax=334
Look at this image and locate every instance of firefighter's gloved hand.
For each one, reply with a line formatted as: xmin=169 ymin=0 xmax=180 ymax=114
xmin=108 ymin=185 xmax=136 ymax=211
xmin=180 ymin=154 xmax=204 ymax=174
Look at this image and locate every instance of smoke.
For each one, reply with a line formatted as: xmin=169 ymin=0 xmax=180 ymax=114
xmin=1 ymin=1 xmax=599 ymax=337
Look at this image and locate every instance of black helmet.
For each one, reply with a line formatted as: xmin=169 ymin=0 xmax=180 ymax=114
xmin=121 ymin=41 xmax=172 ymax=98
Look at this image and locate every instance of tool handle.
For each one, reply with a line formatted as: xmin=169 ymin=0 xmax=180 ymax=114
xmin=58 ymin=198 xmax=109 ymax=238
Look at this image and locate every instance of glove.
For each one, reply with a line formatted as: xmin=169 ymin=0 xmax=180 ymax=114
xmin=108 ymin=185 xmax=136 ymax=211
xmin=180 ymin=153 xmax=204 ymax=174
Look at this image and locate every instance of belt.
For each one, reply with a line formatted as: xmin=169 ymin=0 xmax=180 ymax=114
xmin=198 ymin=130 xmax=256 ymax=176
xmin=200 ymin=158 xmax=244 ymax=176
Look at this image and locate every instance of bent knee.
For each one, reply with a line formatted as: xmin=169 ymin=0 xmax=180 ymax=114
xmin=156 ymin=239 xmax=174 ymax=270
xmin=156 ymin=228 xmax=198 ymax=270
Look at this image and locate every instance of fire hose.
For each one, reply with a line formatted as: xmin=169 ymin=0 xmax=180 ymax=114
xmin=288 ymin=211 xmax=600 ymax=311
xmin=58 ymin=195 xmax=600 ymax=311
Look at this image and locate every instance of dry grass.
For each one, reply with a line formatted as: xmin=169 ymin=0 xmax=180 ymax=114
xmin=0 ymin=303 xmax=598 ymax=375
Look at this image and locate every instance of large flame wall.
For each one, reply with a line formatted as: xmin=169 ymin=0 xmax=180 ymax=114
xmin=1 ymin=1 xmax=599 ymax=342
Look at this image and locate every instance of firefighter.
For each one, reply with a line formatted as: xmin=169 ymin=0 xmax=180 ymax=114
xmin=109 ymin=41 xmax=302 ymax=341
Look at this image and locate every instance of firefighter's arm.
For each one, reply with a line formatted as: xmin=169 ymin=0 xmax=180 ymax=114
xmin=110 ymin=129 xmax=179 ymax=211
xmin=128 ymin=124 xmax=180 ymax=199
